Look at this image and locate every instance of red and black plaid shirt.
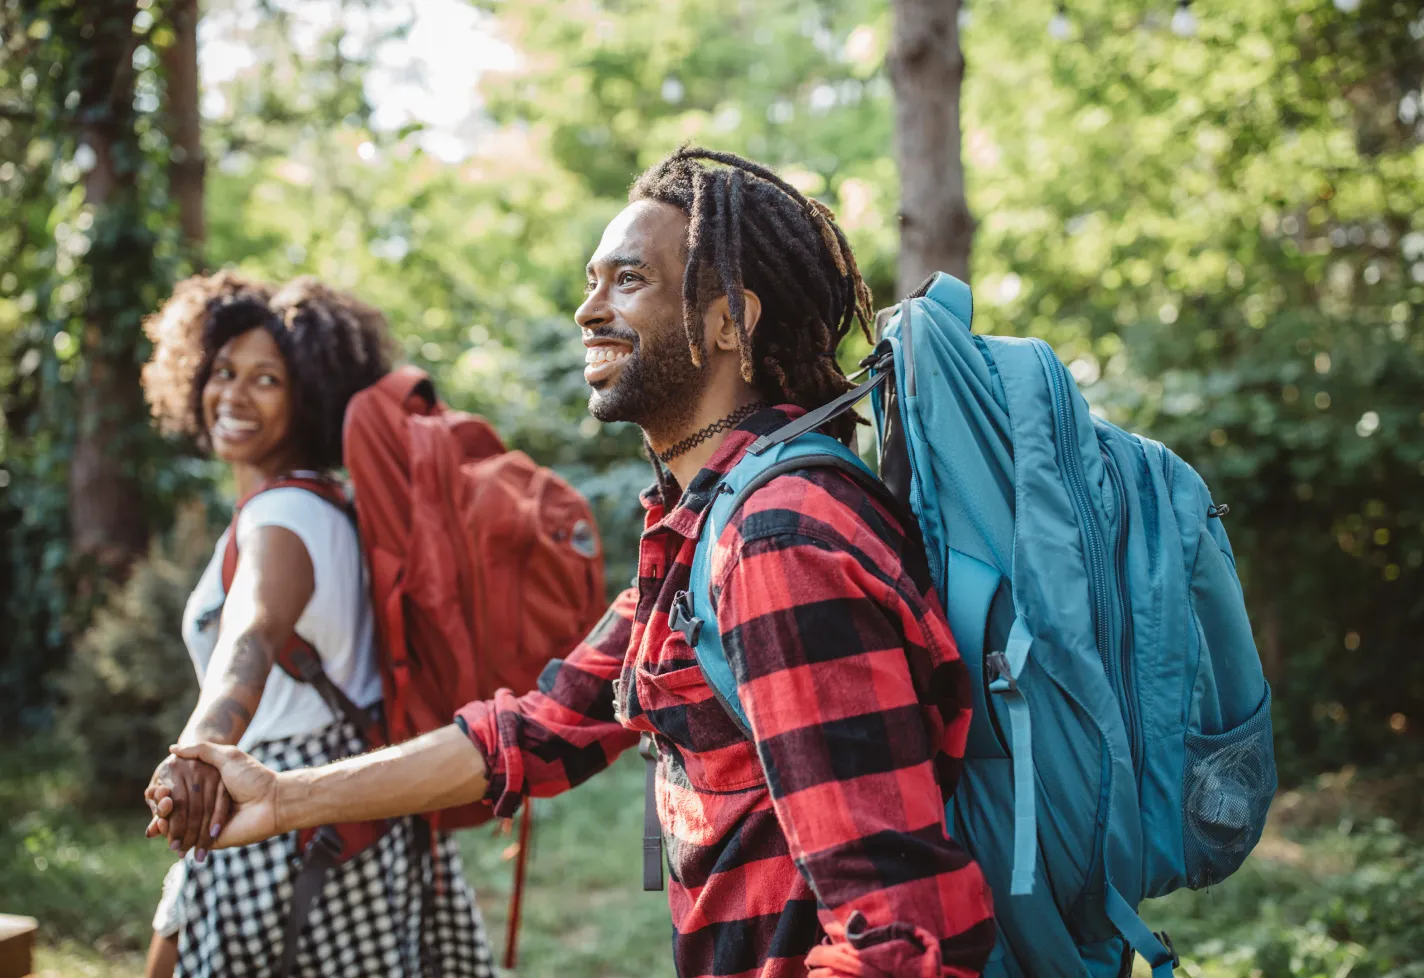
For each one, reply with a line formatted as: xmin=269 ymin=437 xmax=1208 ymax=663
xmin=456 ymin=406 xmax=994 ymax=978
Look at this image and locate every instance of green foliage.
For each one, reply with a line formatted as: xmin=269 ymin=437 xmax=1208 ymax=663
xmin=1141 ymin=773 xmax=1424 ymax=976
xmin=478 ymin=0 xmax=899 ymax=323
xmin=0 ymin=0 xmax=203 ymax=735
xmin=188 ymin=0 xmax=904 ymax=593
xmin=5 ymin=0 xmax=1423 ymax=780
xmin=0 ymin=736 xmax=174 ymax=957
xmin=56 ymin=505 xmax=212 ymax=807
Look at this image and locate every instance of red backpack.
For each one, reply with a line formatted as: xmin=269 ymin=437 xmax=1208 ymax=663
xmin=222 ymin=365 xmax=605 ymax=971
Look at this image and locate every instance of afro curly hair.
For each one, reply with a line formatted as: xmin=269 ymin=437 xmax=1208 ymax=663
xmin=141 ymin=271 xmax=393 ymax=471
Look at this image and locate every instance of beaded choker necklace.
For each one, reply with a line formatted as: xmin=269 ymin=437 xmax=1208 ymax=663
xmin=655 ymin=402 xmax=765 ymax=464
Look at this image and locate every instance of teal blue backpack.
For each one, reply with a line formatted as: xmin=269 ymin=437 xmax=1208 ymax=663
xmin=682 ymin=272 xmax=1276 ymax=977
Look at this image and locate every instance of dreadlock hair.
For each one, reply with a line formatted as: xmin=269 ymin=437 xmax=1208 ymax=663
xmin=629 ymin=147 xmax=874 ymax=445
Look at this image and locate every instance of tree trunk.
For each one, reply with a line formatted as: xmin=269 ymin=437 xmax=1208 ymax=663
xmin=68 ymin=0 xmax=150 ymax=574
xmin=888 ymin=0 xmax=976 ymax=298
xmin=1259 ymin=599 xmax=1281 ymax=686
xmin=163 ymin=0 xmax=205 ymax=262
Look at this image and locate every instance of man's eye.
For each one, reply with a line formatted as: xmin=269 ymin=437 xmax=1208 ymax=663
xmin=584 ymin=281 xmax=597 ymax=294
xmin=617 ymin=271 xmax=642 ymax=286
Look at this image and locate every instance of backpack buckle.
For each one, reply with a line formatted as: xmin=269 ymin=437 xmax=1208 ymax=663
xmin=986 ymin=651 xmax=1017 ymax=694
xmin=669 ymin=591 xmax=703 ymax=645
xmin=307 ymin=824 xmax=345 ymax=862
xmin=1155 ymin=931 xmax=1179 ymax=969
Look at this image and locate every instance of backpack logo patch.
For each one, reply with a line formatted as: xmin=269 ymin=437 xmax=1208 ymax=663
xmin=570 ymin=519 xmax=598 ymax=558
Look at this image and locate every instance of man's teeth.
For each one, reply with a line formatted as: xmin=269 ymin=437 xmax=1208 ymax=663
xmin=586 ymin=347 xmax=631 ymax=365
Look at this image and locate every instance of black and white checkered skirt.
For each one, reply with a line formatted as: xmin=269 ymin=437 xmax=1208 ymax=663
xmin=153 ymin=719 xmax=496 ymax=978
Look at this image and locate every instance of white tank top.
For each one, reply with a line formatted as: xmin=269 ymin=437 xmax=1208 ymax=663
xmin=181 ymin=487 xmax=383 ymax=751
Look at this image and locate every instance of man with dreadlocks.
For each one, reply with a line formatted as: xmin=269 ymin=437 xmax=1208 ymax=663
xmin=158 ymin=148 xmax=996 ymax=978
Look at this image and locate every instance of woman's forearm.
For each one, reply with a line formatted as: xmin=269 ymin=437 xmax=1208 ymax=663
xmin=181 ymin=631 xmax=276 ymax=746
xmin=274 ymin=725 xmax=490 ymax=831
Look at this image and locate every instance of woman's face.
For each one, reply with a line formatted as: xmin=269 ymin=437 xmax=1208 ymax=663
xmin=201 ymin=327 xmax=296 ymax=474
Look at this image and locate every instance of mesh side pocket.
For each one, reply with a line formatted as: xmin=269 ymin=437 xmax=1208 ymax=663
xmin=1183 ymin=685 xmax=1276 ymax=889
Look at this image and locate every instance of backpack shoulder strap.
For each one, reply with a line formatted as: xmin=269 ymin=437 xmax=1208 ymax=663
xmin=680 ymin=432 xmax=883 ymax=737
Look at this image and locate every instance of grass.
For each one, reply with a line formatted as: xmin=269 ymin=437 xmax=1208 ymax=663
xmin=455 ymin=752 xmax=676 ymax=978
xmin=5 ymin=740 xmax=1422 ymax=978
xmin=1131 ymin=769 xmax=1424 ymax=978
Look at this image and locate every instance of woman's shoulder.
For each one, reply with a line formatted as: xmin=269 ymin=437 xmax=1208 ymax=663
xmin=235 ymin=485 xmax=353 ymax=547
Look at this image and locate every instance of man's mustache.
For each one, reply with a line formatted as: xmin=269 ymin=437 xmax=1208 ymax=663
xmin=581 ymin=327 xmax=639 ymax=346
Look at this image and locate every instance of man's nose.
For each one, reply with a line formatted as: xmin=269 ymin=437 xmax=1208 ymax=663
xmin=575 ymin=286 xmax=608 ymax=330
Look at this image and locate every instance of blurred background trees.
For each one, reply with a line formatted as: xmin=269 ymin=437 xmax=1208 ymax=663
xmin=2 ymin=0 xmax=1423 ymax=970
xmin=8 ymin=0 xmax=1417 ymax=776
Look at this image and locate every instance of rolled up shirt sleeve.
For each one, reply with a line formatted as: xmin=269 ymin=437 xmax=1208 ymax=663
xmin=454 ymin=587 xmax=640 ymax=817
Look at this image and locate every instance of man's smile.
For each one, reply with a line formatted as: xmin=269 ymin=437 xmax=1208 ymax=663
xmin=582 ymin=339 xmax=633 ymax=385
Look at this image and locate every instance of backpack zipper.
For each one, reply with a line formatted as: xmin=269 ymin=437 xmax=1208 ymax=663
xmin=1103 ymin=453 xmax=1142 ymax=772
xmin=1037 ymin=342 xmax=1141 ymax=771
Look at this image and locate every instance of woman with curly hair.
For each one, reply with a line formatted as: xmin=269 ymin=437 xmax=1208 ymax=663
xmin=139 ymin=272 xmax=495 ymax=978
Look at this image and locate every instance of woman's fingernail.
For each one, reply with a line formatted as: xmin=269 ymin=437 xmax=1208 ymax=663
xmin=210 ymin=824 xmax=222 ymax=838
xmin=170 ymin=840 xmax=182 ymax=852
xmin=195 ymin=849 xmax=207 ymax=863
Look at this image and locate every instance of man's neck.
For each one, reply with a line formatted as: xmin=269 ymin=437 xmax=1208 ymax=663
xmin=654 ymin=394 xmax=765 ymax=489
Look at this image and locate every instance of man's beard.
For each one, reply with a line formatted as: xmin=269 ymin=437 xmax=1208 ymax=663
xmin=587 ymin=321 xmax=707 ymax=442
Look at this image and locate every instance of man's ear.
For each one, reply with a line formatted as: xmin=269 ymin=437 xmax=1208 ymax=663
xmin=703 ymin=289 xmax=763 ymax=353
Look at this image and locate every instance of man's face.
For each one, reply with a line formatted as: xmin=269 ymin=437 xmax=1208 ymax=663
xmin=575 ymin=200 xmax=707 ymax=436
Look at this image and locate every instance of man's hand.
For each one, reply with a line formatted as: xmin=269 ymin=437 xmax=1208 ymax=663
xmin=143 ymin=523 xmax=317 ymax=854
xmin=148 ymin=725 xmax=489 ymax=849
xmin=148 ymin=744 xmax=280 ymax=850
xmin=144 ymin=754 xmax=231 ymax=858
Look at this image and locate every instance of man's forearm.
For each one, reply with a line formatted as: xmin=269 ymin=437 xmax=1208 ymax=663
xmin=275 ymin=725 xmax=489 ymax=831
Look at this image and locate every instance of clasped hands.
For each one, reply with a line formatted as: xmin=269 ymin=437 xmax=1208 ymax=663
xmin=144 ymin=743 xmax=281 ymax=855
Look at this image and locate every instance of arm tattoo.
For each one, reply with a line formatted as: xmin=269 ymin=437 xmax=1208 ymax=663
xmin=196 ymin=696 xmax=255 ymax=742
xmin=194 ymin=632 xmax=277 ymax=743
xmin=225 ymin=632 xmax=277 ymax=688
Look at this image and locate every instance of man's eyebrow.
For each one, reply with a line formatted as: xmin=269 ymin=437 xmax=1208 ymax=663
xmin=586 ymin=253 xmax=650 ymax=275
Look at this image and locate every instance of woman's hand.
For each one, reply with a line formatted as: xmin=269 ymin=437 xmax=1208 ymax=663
xmin=159 ymin=743 xmax=281 ymax=849
xmin=144 ymin=754 xmax=231 ymax=858
xmin=147 ymin=523 xmax=316 ymax=853
xmin=153 ymin=726 xmax=491 ymax=851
